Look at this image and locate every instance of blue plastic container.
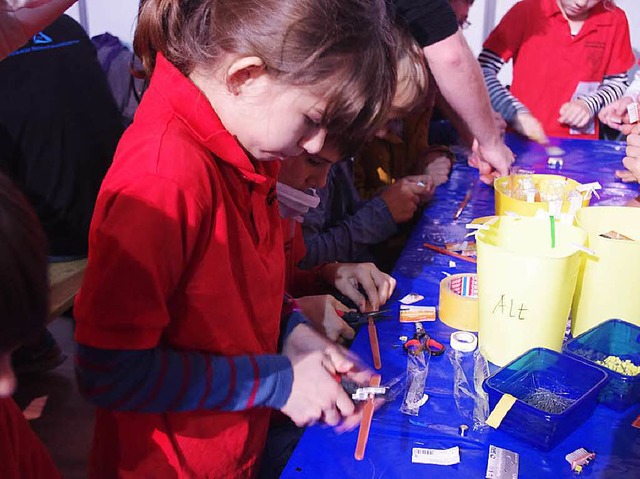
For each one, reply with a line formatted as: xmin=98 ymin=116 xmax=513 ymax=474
xmin=563 ymin=319 xmax=640 ymax=411
xmin=483 ymin=347 xmax=608 ymax=451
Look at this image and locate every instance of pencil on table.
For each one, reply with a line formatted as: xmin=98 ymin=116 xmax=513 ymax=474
xmin=423 ymin=242 xmax=477 ymax=264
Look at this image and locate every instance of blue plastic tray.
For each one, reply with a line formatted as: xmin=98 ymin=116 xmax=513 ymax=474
xmin=483 ymin=347 xmax=608 ymax=451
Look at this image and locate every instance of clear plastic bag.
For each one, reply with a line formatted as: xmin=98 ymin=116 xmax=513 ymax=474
xmin=448 ymin=347 xmax=490 ymax=430
xmin=400 ymin=348 xmax=430 ymax=416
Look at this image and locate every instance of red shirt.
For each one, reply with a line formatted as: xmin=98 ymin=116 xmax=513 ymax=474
xmin=484 ymin=0 xmax=634 ymax=139
xmin=0 ymin=398 xmax=61 ymax=479
xmin=281 ymin=218 xmax=329 ymax=298
xmin=74 ymin=54 xmax=285 ymax=478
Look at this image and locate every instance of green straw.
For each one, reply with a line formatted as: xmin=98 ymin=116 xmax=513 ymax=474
xmin=550 ymin=215 xmax=556 ymax=248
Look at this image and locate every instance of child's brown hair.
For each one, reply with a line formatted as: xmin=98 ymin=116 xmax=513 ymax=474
xmin=391 ymin=18 xmax=430 ymax=118
xmin=134 ymin=0 xmax=397 ymax=155
xmin=0 ymin=172 xmax=48 ymax=351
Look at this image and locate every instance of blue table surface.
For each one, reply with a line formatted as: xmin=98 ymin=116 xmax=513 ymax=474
xmin=282 ymin=135 xmax=640 ymax=478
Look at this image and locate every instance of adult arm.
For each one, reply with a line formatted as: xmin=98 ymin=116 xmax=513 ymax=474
xmin=424 ymin=30 xmax=513 ymax=175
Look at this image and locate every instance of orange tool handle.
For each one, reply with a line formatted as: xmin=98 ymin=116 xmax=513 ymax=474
xmin=368 ymin=317 xmax=381 ymax=370
xmin=354 ymin=373 xmax=381 ymax=461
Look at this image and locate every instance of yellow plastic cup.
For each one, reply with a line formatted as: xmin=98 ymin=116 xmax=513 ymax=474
xmin=476 ymin=216 xmax=587 ymax=366
xmin=494 ymin=174 xmax=591 ymax=217
xmin=572 ymin=206 xmax=640 ymax=336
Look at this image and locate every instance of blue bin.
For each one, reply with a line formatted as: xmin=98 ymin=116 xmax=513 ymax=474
xmin=483 ymin=348 xmax=608 ymax=451
xmin=563 ymin=319 xmax=640 ymax=411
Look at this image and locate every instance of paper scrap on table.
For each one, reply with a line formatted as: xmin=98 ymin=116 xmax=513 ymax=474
xmin=23 ymin=396 xmax=48 ymax=421
xmin=446 ymin=240 xmax=477 ymax=257
xmin=486 ymin=393 xmax=517 ymax=429
xmin=399 ymin=305 xmax=436 ymax=323
xmin=400 ymin=293 xmax=424 ymax=305
xmin=412 ymin=446 xmax=460 ymax=466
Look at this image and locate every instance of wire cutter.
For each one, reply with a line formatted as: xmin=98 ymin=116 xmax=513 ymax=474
xmin=336 ymin=309 xmax=390 ymax=327
xmin=403 ymin=322 xmax=445 ymax=356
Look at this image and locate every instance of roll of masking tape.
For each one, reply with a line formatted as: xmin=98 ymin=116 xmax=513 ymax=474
xmin=439 ymin=273 xmax=479 ymax=332
xmin=450 ymin=331 xmax=478 ymax=352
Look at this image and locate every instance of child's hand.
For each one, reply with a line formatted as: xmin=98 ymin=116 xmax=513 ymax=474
xmin=424 ymin=154 xmax=452 ymax=187
xmin=295 ymin=295 xmax=355 ymax=343
xmin=621 ymin=130 xmax=640 ymax=183
xmin=281 ymin=324 xmax=373 ymax=427
xmin=513 ymin=112 xmax=548 ymax=144
xmin=319 ymin=262 xmax=396 ymax=311
xmin=380 ymin=176 xmax=432 ymax=223
xmin=558 ymin=100 xmax=591 ymax=129
xmin=599 ymin=97 xmax=634 ymax=130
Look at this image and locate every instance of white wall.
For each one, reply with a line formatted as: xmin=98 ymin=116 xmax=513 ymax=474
xmin=65 ymin=0 xmax=640 ymax=74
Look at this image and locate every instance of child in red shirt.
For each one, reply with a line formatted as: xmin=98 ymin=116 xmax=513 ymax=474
xmin=0 ymin=173 xmax=61 ymax=479
xmin=479 ymin=0 xmax=634 ymax=141
xmin=73 ymin=0 xmax=397 ymax=477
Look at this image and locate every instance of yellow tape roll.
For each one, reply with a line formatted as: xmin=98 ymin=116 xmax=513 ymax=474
xmin=439 ymin=273 xmax=479 ymax=332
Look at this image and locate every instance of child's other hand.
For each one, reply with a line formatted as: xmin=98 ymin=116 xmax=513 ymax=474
xmin=380 ymin=176 xmax=432 ymax=223
xmin=319 ymin=262 xmax=396 ymax=311
xmin=558 ymin=100 xmax=591 ymax=129
xmin=513 ymin=112 xmax=548 ymax=144
xmin=281 ymin=324 xmax=373 ymax=427
xmin=599 ymin=97 xmax=633 ymax=130
xmin=424 ymin=154 xmax=452 ymax=187
xmin=295 ymin=295 xmax=355 ymax=343
xmin=493 ymin=110 xmax=508 ymax=137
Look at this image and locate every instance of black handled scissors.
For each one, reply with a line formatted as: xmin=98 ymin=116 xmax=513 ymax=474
xmin=336 ymin=309 xmax=390 ymax=327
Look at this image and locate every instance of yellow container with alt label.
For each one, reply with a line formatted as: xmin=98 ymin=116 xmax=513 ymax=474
xmin=476 ymin=216 xmax=587 ymax=366
xmin=572 ymin=207 xmax=640 ymax=336
xmin=494 ymin=174 xmax=591 ymax=217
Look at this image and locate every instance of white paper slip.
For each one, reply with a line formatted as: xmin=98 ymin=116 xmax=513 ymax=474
xmin=486 ymin=445 xmax=519 ymax=479
xmin=412 ymin=446 xmax=460 ymax=466
xmin=628 ymin=102 xmax=639 ymax=124
xmin=399 ymin=293 xmax=424 ymax=305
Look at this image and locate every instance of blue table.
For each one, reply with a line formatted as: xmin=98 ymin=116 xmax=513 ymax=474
xmin=282 ymin=135 xmax=640 ymax=478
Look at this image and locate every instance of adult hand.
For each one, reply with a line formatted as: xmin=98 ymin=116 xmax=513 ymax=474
xmin=558 ymin=100 xmax=591 ymax=129
xmin=474 ymin=139 xmax=514 ymax=180
xmin=319 ymin=262 xmax=396 ymax=312
xmin=380 ymin=175 xmax=433 ymax=223
xmin=468 ymin=141 xmax=503 ymax=186
xmin=281 ymin=324 xmax=373 ymax=427
xmin=599 ymin=97 xmax=633 ymax=130
xmin=0 ymin=0 xmax=77 ymax=60
xmin=513 ymin=112 xmax=548 ymax=144
xmin=424 ymin=153 xmax=452 ymax=187
xmin=295 ymin=295 xmax=355 ymax=343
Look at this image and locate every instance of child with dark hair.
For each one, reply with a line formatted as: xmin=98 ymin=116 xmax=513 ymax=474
xmin=72 ymin=0 xmax=397 ymax=476
xmin=0 ymin=172 xmax=60 ymax=478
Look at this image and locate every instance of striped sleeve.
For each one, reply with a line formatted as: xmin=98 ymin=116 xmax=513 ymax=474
xmin=76 ymin=345 xmax=293 ymax=413
xmin=578 ymin=73 xmax=629 ymax=116
xmin=479 ymin=48 xmax=529 ymax=123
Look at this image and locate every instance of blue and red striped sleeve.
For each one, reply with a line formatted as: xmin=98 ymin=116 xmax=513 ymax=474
xmin=75 ymin=345 xmax=294 ymax=413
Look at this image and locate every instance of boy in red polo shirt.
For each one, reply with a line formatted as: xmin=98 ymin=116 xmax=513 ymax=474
xmin=72 ymin=0 xmax=397 ymax=477
xmin=479 ymin=0 xmax=634 ymax=141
